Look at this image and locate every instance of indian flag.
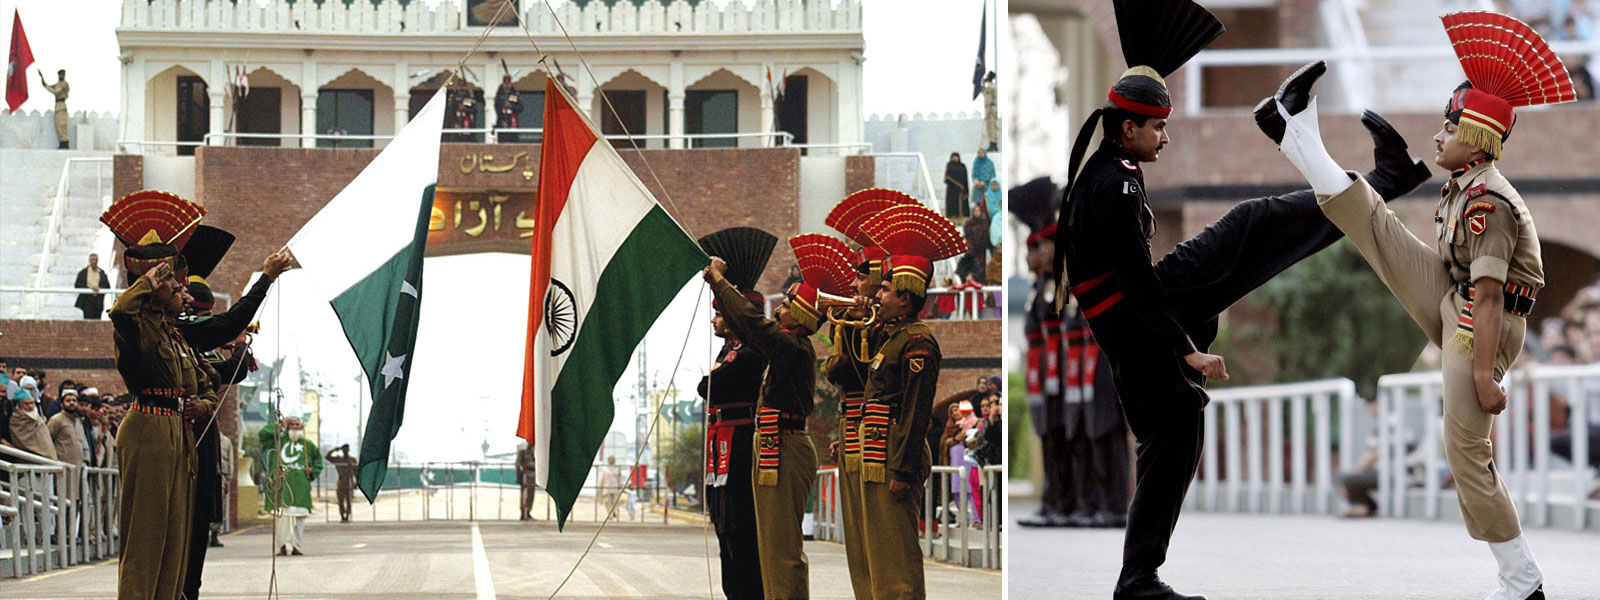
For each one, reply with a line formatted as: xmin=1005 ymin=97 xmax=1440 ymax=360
xmin=287 ymin=87 xmax=444 ymax=502
xmin=519 ymin=78 xmax=707 ymax=528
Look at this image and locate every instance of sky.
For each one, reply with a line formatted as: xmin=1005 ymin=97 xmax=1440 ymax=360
xmin=1 ymin=0 xmax=995 ymax=118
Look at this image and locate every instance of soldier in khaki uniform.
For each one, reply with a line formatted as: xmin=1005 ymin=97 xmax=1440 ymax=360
xmin=820 ymin=243 xmax=886 ymax=599
xmin=705 ymin=256 xmax=819 ymax=600
xmin=102 ymin=189 xmax=217 ymax=600
xmin=1262 ymin=13 xmax=1575 ymax=598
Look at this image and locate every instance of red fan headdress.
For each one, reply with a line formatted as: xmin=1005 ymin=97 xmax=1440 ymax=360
xmin=1441 ymin=11 xmax=1576 ymax=159
xmin=824 ymin=188 xmax=919 ymax=248
xmin=859 ymin=204 xmax=967 ymax=262
xmin=100 ymin=190 xmax=207 ymax=278
xmin=788 ymin=233 xmax=857 ymax=298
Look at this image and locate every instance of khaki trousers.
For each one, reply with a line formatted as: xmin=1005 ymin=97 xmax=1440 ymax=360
xmin=838 ymin=466 xmax=873 ymax=600
xmin=1320 ymin=178 xmax=1525 ymax=542
xmin=859 ymin=478 xmax=925 ymax=600
xmin=115 ymin=411 xmax=194 ymax=600
xmin=753 ymin=432 xmax=816 ymax=600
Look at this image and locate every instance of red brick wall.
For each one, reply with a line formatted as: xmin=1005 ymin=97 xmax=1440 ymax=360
xmin=0 ymin=320 xmax=121 ymax=394
xmin=113 ymin=154 xmax=144 ymax=203
xmin=190 ymin=145 xmax=804 ymax=302
xmin=845 ymin=155 xmax=876 ymax=196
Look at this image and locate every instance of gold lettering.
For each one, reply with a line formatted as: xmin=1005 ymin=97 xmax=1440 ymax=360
xmin=453 ymin=201 xmax=463 ymax=228
xmin=489 ymin=193 xmax=510 ymax=231
xmin=464 ymin=200 xmax=487 ymax=237
xmin=429 ymin=205 xmax=447 ymax=231
xmin=458 ymin=154 xmax=480 ymax=174
xmin=482 ymin=151 xmax=525 ymax=173
xmin=516 ymin=210 xmax=535 ymax=239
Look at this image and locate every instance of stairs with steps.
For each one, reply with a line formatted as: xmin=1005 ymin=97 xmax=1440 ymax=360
xmin=0 ymin=149 xmax=117 ymax=320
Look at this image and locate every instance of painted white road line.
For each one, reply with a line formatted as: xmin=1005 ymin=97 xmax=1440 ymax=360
xmin=471 ymin=522 xmax=497 ymax=600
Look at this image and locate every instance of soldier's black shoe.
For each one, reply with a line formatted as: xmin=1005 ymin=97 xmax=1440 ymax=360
xmin=208 ymin=530 xmax=223 ymax=548
xmin=1528 ymin=585 xmax=1546 ymax=600
xmin=291 ymin=547 xmax=304 ymax=556
xmin=1254 ymin=60 xmax=1328 ymax=145
xmin=278 ymin=546 xmax=288 ymax=556
xmin=1359 ymin=110 xmax=1432 ymax=201
xmin=1114 ymin=575 xmax=1206 ymax=600
xmin=1018 ymin=509 xmax=1069 ymax=527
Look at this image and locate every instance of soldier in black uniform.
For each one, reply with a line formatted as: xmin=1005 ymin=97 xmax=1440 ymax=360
xmin=1012 ymin=179 xmax=1074 ymax=528
xmin=1052 ymin=3 xmax=1432 ymax=598
xmin=695 ymin=227 xmax=777 ymax=600
xmin=174 ymin=225 xmax=293 ymax=600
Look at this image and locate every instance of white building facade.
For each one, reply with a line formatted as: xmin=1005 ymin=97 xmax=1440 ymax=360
xmin=116 ymin=0 xmax=865 ymax=152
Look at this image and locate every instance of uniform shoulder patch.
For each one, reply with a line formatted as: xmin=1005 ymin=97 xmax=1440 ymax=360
xmin=1121 ymin=180 xmax=1141 ymax=196
xmin=1467 ymin=184 xmax=1488 ymax=200
xmin=1464 ymin=200 xmax=1497 ymax=217
xmin=1118 ymin=158 xmax=1139 ymax=172
xmin=908 ymin=356 xmax=926 ymax=373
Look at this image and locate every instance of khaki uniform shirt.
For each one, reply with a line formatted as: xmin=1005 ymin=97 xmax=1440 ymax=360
xmin=1436 ymin=161 xmax=1544 ymax=288
xmin=110 ymin=275 xmax=217 ymax=407
xmin=865 ymin=319 xmax=941 ymax=484
xmin=711 ymin=279 xmax=816 ymax=417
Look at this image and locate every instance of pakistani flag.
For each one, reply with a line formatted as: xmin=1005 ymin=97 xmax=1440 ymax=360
xmin=519 ymin=77 xmax=707 ymax=528
xmin=287 ymin=87 xmax=445 ymax=502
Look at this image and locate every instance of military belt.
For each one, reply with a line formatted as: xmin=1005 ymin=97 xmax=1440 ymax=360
xmin=1456 ymin=281 xmax=1538 ymax=317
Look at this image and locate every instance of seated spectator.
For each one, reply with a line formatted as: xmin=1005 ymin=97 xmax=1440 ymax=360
xmin=9 ymin=390 xmax=58 ymax=460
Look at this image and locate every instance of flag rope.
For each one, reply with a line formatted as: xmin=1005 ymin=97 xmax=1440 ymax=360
xmin=544 ymin=280 xmax=708 ymax=600
xmin=702 ymin=295 xmax=715 ymax=600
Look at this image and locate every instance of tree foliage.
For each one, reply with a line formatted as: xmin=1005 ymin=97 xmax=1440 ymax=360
xmin=1235 ymin=238 xmax=1427 ymax=399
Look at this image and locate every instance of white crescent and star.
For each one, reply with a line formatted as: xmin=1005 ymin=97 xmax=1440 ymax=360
xmin=381 ymin=352 xmax=408 ymax=388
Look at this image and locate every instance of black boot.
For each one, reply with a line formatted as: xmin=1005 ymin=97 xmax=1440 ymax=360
xmin=1254 ymin=60 xmax=1327 ymax=145
xmin=209 ymin=529 xmax=223 ymax=548
xmin=1358 ymin=110 xmax=1432 ymax=201
xmin=58 ymin=141 xmax=68 ymax=149
xmin=1114 ymin=574 xmax=1206 ymax=600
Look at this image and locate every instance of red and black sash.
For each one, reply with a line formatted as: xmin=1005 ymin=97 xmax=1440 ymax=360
xmin=841 ymin=392 xmax=866 ymax=473
xmin=756 ymin=407 xmax=806 ymax=486
xmin=705 ymin=402 xmax=754 ymax=487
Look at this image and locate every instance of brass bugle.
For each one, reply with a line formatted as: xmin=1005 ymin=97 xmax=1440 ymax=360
xmin=818 ymin=291 xmax=877 ymax=327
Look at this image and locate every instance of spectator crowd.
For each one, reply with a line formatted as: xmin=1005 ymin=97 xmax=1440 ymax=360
xmin=0 ymin=360 xmax=125 ymax=471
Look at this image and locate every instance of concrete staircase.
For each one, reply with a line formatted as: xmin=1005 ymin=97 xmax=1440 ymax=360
xmin=1357 ymin=0 xmax=1489 ymax=112
xmin=0 ymin=149 xmax=117 ymax=320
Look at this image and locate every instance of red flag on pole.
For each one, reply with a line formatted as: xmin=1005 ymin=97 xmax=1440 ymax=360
xmin=6 ymin=10 xmax=35 ymax=113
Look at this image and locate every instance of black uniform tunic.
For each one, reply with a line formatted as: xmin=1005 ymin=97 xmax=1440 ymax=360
xmin=697 ymin=336 xmax=767 ymax=600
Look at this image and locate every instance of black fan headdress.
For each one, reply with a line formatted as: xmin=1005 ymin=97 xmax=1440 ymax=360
xmin=179 ymin=225 xmax=236 ymax=280
xmin=1007 ymin=177 xmax=1060 ymax=239
xmin=698 ymin=227 xmax=778 ymax=293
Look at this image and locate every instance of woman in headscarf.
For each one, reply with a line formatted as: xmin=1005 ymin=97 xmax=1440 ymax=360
xmin=944 ymin=152 xmax=969 ymax=218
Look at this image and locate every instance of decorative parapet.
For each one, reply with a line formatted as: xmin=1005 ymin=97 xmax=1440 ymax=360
xmin=119 ymin=0 xmax=861 ymax=35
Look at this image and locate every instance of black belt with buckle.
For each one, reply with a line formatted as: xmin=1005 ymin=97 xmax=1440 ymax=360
xmin=1456 ymin=281 xmax=1538 ymax=317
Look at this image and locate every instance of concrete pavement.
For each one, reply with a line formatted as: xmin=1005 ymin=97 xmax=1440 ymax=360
xmin=1008 ymin=500 xmax=1600 ymax=599
xmin=3 ymin=520 xmax=1000 ymax=599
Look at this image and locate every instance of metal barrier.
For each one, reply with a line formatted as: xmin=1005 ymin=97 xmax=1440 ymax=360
xmin=303 ymin=461 xmax=671 ymax=524
xmin=0 ymin=445 xmax=118 ymax=578
xmin=1189 ymin=378 xmax=1361 ymax=515
xmin=0 ymin=286 xmax=232 ymax=320
xmin=811 ymin=463 xmax=1002 ymax=570
xmin=1377 ymin=366 xmax=1599 ymax=530
xmin=128 ymin=130 xmax=798 ymax=152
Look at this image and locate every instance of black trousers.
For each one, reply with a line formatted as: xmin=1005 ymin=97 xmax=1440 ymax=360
xmin=1088 ymin=427 xmax=1132 ymax=515
xmin=707 ymin=427 xmax=763 ymax=600
xmin=184 ymin=426 xmax=222 ymax=599
xmin=1112 ymin=189 xmax=1348 ymax=582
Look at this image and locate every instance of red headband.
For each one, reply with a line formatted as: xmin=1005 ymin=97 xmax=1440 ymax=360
xmin=1108 ymin=89 xmax=1172 ymax=119
xmin=1026 ymin=222 xmax=1058 ymax=246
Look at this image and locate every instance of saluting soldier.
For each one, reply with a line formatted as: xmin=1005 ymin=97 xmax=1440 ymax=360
xmin=101 ymin=189 xmax=214 ymax=600
xmin=697 ymin=227 xmax=779 ymax=600
xmin=704 ymin=255 xmax=819 ymax=600
xmin=1262 ymin=13 xmax=1572 ymax=598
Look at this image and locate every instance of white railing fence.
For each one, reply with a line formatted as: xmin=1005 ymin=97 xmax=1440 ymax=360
xmin=0 ymin=446 xmax=120 ymax=579
xmin=811 ymin=464 xmax=1003 ymax=570
xmin=1189 ymin=378 xmax=1361 ymax=516
xmin=1378 ymin=366 xmax=1599 ymax=530
xmin=0 ymin=287 xmax=233 ymax=321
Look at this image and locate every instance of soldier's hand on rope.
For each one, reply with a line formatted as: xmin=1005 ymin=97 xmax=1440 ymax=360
xmin=889 ymin=479 xmax=911 ymax=502
xmin=1183 ymin=351 xmax=1229 ymax=381
xmin=702 ymin=256 xmax=728 ymax=284
xmin=1476 ymin=375 xmax=1507 ymax=414
xmin=183 ymin=395 xmax=208 ymax=419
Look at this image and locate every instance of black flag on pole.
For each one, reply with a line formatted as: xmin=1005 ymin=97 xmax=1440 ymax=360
xmin=971 ymin=1 xmax=987 ymax=101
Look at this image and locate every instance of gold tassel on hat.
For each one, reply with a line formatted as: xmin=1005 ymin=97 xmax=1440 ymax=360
xmin=891 ymin=272 xmax=927 ymax=297
xmin=1455 ymin=119 xmax=1504 ymax=160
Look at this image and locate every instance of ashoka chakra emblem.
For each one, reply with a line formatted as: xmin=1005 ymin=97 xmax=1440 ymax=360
xmin=545 ymin=279 xmax=578 ymax=356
